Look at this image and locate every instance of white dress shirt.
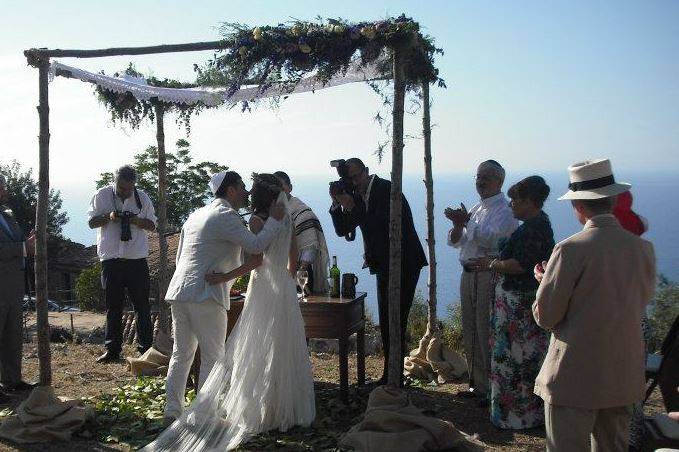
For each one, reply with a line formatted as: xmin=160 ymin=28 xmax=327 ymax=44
xmin=88 ymin=186 xmax=157 ymax=261
xmin=166 ymin=198 xmax=282 ymax=308
xmin=448 ymin=192 xmax=518 ymax=264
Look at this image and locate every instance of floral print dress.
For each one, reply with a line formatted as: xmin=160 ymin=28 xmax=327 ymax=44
xmin=489 ymin=211 xmax=554 ymax=429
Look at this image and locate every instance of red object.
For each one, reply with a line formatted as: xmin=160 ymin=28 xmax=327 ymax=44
xmin=613 ymin=191 xmax=646 ymax=236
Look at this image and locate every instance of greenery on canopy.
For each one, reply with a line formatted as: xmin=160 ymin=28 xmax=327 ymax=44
xmin=196 ymin=15 xmax=444 ymax=103
xmin=94 ymin=64 xmax=210 ymax=131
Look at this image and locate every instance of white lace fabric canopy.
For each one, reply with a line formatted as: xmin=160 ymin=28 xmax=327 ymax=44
xmin=48 ymin=59 xmax=386 ymax=107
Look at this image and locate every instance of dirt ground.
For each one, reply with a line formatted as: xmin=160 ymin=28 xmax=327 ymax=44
xmin=0 ymin=338 xmax=666 ymax=451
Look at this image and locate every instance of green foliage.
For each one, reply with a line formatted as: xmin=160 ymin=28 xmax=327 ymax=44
xmin=0 ymin=160 xmax=69 ymax=238
xmin=83 ymin=377 xmax=195 ymax=449
xmin=406 ymin=293 xmax=464 ymax=353
xmin=648 ymin=275 xmax=679 ymax=352
xmin=95 ymin=63 xmax=209 ymax=132
xmin=75 ymin=262 xmax=103 ymax=311
xmin=440 ymin=303 xmax=464 ymax=353
xmin=406 ymin=292 xmax=429 ymax=350
xmin=198 ymin=15 xmax=444 ymax=112
xmin=232 ymin=273 xmax=250 ymax=292
xmin=95 ymin=139 xmax=228 ymax=230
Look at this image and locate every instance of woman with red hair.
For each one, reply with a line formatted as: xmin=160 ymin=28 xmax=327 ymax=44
xmin=615 ymin=190 xmax=651 ymax=452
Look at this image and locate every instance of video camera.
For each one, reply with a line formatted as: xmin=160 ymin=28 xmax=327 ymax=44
xmin=329 ymin=159 xmax=356 ymax=242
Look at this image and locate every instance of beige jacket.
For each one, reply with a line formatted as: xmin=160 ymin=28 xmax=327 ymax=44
xmin=533 ymin=214 xmax=656 ymax=409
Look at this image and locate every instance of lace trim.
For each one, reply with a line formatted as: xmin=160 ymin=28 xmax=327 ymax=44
xmin=49 ymin=56 xmax=386 ymax=107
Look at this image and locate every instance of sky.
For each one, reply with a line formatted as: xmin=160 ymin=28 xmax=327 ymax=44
xmin=1 ymin=1 xmax=678 ymax=242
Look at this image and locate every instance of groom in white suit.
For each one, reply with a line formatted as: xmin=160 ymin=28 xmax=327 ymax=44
xmin=163 ymin=171 xmax=286 ymax=422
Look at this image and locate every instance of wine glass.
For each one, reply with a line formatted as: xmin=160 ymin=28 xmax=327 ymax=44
xmin=296 ymin=270 xmax=309 ymax=302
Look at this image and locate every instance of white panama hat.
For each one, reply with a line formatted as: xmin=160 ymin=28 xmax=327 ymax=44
xmin=559 ymin=158 xmax=631 ymax=201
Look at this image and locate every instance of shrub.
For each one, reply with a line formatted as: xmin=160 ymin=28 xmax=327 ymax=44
xmin=405 ymin=293 xmax=464 ymax=353
xmin=75 ymin=262 xmax=103 ymax=311
xmin=648 ymin=275 xmax=679 ymax=352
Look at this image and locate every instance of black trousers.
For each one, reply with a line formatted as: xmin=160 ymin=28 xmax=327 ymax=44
xmin=376 ymin=266 xmax=421 ymax=386
xmin=101 ymin=258 xmax=153 ymax=354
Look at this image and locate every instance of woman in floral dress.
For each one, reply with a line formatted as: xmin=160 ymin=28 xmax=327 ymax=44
xmin=471 ymin=175 xmax=554 ymax=429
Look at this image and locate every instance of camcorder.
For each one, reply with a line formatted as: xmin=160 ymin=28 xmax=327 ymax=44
xmin=329 ymin=159 xmax=356 ymax=242
xmin=114 ymin=210 xmax=138 ymax=242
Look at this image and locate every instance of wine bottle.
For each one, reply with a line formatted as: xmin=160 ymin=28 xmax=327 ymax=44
xmin=330 ymin=256 xmax=341 ymax=298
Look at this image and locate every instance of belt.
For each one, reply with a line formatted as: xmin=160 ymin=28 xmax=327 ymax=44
xmin=462 ymin=263 xmax=491 ymax=273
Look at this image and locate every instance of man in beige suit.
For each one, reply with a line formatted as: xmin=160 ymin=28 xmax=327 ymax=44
xmin=533 ymin=159 xmax=656 ymax=451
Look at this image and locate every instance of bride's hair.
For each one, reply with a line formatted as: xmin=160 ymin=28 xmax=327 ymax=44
xmin=250 ymin=173 xmax=283 ymax=216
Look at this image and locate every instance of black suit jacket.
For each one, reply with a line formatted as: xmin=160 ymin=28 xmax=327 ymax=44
xmin=329 ymin=176 xmax=427 ymax=275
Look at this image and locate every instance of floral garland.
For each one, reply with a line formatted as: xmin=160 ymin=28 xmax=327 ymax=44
xmin=196 ymin=15 xmax=445 ymax=100
xmin=95 ymin=64 xmax=209 ymax=132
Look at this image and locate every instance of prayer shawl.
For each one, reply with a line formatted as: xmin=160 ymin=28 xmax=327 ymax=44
xmin=289 ymin=196 xmax=329 ymax=294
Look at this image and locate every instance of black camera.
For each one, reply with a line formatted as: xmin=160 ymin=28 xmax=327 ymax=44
xmin=329 ymin=159 xmax=354 ymax=197
xmin=329 ymin=159 xmax=356 ymax=242
xmin=115 ymin=210 xmax=138 ymax=242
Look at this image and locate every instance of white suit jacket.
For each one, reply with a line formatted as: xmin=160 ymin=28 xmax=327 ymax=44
xmin=166 ymin=198 xmax=281 ymax=309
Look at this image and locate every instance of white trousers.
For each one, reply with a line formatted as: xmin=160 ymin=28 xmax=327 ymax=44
xmin=164 ymin=300 xmax=228 ymax=419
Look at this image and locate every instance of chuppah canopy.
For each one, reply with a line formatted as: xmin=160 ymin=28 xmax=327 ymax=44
xmin=23 ymin=15 xmax=443 ymax=391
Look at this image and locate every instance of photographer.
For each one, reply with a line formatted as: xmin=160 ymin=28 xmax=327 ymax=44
xmin=329 ymin=158 xmax=427 ymax=387
xmin=88 ymin=165 xmax=156 ymax=363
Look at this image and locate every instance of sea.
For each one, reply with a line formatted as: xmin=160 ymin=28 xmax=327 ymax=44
xmin=61 ymin=171 xmax=679 ymax=318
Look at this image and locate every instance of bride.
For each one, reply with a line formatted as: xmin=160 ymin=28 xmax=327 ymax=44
xmin=143 ymin=174 xmax=316 ymax=451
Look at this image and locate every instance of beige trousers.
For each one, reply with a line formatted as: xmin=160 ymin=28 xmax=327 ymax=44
xmin=460 ymin=270 xmax=494 ymax=396
xmin=545 ymin=402 xmax=632 ymax=452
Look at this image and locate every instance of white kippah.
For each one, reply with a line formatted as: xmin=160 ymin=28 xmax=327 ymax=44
xmin=209 ymin=171 xmax=227 ymax=196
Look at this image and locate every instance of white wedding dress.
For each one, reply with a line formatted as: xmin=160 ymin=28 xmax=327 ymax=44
xmin=143 ymin=194 xmax=316 ymax=451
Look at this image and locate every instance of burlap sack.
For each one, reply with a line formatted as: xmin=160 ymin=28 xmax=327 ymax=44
xmin=341 ymin=386 xmax=486 ymax=452
xmin=0 ymin=386 xmax=94 ymax=444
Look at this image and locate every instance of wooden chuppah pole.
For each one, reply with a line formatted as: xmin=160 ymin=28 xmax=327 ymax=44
xmin=25 ymin=41 xmax=232 ymax=59
xmin=422 ymin=82 xmax=438 ymax=336
xmin=154 ymin=105 xmax=170 ymax=333
xmin=36 ymin=57 xmax=53 ymax=385
xmin=387 ymin=48 xmax=406 ymax=387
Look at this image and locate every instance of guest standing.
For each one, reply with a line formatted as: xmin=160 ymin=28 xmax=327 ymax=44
xmin=274 ymin=171 xmax=330 ymax=294
xmin=88 ymin=165 xmax=157 ymax=362
xmin=471 ymin=176 xmax=554 ymax=428
xmin=533 ymin=159 xmax=656 ymax=451
xmin=446 ymin=160 xmax=518 ymax=404
xmin=0 ymin=174 xmax=36 ymax=399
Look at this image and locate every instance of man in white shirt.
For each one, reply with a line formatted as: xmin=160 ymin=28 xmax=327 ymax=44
xmin=88 ymin=165 xmax=157 ymax=363
xmin=274 ymin=171 xmax=329 ymax=294
xmin=446 ymin=160 xmax=518 ymax=404
xmin=162 ymin=171 xmax=285 ymax=422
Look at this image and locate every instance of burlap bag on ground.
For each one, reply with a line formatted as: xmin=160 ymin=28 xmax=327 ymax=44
xmin=404 ymin=335 xmax=468 ymax=384
xmin=0 ymin=386 xmax=94 ymax=444
xmin=127 ymin=346 xmax=170 ymax=377
xmin=341 ymin=386 xmax=486 ymax=452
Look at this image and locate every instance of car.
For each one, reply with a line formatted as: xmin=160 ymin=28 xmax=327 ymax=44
xmin=22 ymin=295 xmax=80 ymax=312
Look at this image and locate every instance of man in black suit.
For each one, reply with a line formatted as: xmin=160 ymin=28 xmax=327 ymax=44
xmin=329 ymin=158 xmax=427 ymax=386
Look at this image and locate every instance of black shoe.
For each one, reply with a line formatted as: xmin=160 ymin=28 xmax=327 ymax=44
xmin=0 ymin=381 xmax=38 ymax=392
xmin=96 ymin=351 xmax=120 ymax=363
xmin=456 ymin=389 xmax=477 ymax=399
xmin=475 ymin=397 xmax=489 ymax=408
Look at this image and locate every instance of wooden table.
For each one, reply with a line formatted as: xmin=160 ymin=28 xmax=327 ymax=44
xmin=228 ymin=292 xmax=367 ymax=402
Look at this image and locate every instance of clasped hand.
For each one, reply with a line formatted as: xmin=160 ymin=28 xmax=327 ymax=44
xmin=444 ymin=206 xmax=469 ymax=227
